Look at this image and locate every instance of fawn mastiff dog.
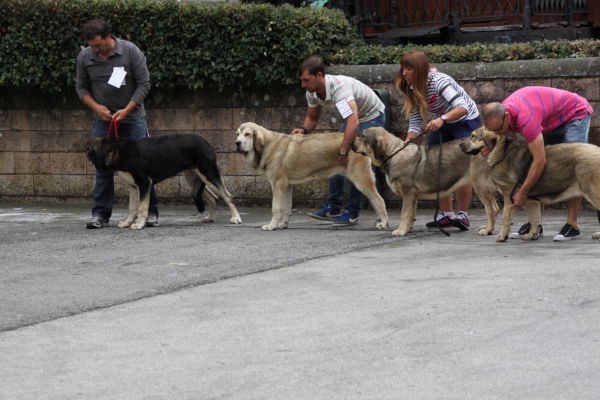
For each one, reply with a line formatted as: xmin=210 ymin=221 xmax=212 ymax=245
xmin=460 ymin=128 xmax=600 ymax=242
xmin=235 ymin=122 xmax=389 ymax=231
xmin=351 ymin=126 xmax=500 ymax=236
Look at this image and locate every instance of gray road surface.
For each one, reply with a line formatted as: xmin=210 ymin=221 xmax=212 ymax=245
xmin=1 ymin=203 xmax=599 ymax=399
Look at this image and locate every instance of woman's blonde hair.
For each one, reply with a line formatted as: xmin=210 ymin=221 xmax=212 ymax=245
xmin=395 ymin=51 xmax=431 ymax=121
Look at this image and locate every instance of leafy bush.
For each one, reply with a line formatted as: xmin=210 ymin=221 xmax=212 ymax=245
xmin=332 ymin=40 xmax=600 ymax=65
xmin=0 ymin=0 xmax=363 ymax=92
xmin=1 ymin=0 xmax=599 ymax=93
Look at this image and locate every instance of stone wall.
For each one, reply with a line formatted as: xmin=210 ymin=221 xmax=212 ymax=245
xmin=0 ymin=58 xmax=599 ymax=207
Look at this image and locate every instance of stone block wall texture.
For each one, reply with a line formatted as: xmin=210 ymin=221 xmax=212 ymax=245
xmin=1 ymin=58 xmax=600 ymax=207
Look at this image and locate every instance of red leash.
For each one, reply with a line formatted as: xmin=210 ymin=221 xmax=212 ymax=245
xmin=107 ymin=117 xmax=120 ymax=167
xmin=107 ymin=117 xmax=120 ymax=138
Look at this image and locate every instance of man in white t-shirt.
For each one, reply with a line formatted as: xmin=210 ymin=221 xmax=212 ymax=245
xmin=291 ymin=57 xmax=385 ymax=227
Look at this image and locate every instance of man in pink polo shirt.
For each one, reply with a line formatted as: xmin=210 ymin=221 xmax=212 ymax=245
xmin=481 ymin=86 xmax=593 ymax=242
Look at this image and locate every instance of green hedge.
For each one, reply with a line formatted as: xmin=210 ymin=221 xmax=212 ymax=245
xmin=332 ymin=40 xmax=600 ymax=65
xmin=0 ymin=0 xmax=363 ymax=92
xmin=1 ymin=0 xmax=600 ymax=93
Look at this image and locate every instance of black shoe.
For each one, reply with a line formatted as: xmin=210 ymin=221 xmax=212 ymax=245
xmin=452 ymin=213 xmax=470 ymax=231
xmin=553 ymin=223 xmax=581 ymax=242
xmin=509 ymin=222 xmax=543 ymax=239
xmin=86 ymin=215 xmax=107 ymax=229
xmin=426 ymin=215 xmax=454 ymax=229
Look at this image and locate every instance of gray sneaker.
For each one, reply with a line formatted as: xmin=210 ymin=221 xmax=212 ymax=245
xmin=145 ymin=214 xmax=160 ymax=227
xmin=86 ymin=215 xmax=107 ymax=229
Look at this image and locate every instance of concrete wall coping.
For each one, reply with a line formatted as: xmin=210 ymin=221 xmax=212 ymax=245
xmin=328 ymin=57 xmax=600 ymax=83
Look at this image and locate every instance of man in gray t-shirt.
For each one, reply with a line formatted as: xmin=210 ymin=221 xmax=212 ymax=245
xmin=76 ymin=19 xmax=159 ymax=229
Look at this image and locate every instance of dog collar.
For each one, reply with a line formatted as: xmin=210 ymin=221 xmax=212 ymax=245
xmin=380 ymin=138 xmax=415 ymax=165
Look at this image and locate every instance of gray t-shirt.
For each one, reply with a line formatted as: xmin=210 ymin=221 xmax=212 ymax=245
xmin=76 ymin=35 xmax=150 ymax=121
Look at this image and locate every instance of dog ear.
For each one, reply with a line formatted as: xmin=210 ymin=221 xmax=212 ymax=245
xmin=253 ymin=129 xmax=265 ymax=153
xmin=72 ymin=137 xmax=94 ymax=153
xmin=483 ymin=135 xmax=496 ymax=150
xmin=372 ymin=137 xmax=386 ymax=160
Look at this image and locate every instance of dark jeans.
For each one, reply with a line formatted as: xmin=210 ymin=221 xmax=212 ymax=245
xmin=426 ymin=116 xmax=482 ymax=145
xmin=327 ymin=112 xmax=386 ymax=215
xmin=91 ymin=117 xmax=159 ymax=221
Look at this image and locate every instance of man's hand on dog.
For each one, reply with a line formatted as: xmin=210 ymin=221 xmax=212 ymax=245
xmin=338 ymin=154 xmax=349 ymax=166
xmin=511 ymin=191 xmax=527 ymax=207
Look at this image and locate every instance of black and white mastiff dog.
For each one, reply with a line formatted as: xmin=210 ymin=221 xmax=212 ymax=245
xmin=86 ymin=134 xmax=242 ymax=230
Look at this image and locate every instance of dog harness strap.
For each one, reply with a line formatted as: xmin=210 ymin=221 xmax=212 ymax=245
xmin=107 ymin=118 xmax=120 ymax=138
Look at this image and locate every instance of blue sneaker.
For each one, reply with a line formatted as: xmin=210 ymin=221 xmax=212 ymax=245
xmin=331 ymin=210 xmax=359 ymax=227
xmin=307 ymin=204 xmax=342 ymax=221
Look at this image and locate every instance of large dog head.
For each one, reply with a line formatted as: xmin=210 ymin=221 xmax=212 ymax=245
xmin=85 ymin=137 xmax=118 ymax=172
xmin=235 ymin=122 xmax=268 ymax=155
xmin=351 ymin=126 xmax=395 ymax=167
xmin=460 ymin=127 xmax=499 ymax=155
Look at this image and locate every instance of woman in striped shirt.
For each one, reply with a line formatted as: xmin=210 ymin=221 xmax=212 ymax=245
xmin=395 ymin=51 xmax=482 ymax=231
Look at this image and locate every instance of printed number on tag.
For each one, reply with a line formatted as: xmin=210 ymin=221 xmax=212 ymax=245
xmin=336 ymin=98 xmax=354 ymax=119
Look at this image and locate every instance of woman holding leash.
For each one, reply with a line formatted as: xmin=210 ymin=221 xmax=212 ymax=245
xmin=395 ymin=51 xmax=482 ymax=231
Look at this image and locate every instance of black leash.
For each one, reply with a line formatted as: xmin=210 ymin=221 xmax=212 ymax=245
xmin=509 ymin=156 xmax=541 ymax=203
xmin=433 ymin=131 xmax=450 ymax=237
xmin=380 ymin=135 xmax=420 ymax=166
xmin=384 ymin=132 xmax=450 ymax=237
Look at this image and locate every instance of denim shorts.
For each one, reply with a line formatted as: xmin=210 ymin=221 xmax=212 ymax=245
xmin=338 ymin=112 xmax=386 ymax=136
xmin=543 ymin=113 xmax=591 ymax=145
xmin=427 ymin=116 xmax=482 ymax=146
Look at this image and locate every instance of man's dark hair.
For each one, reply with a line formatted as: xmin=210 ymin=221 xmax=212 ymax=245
xmin=83 ymin=19 xmax=111 ymax=41
xmin=297 ymin=57 xmax=325 ymax=77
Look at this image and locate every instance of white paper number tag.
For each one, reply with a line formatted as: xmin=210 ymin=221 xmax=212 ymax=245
xmin=441 ymin=85 xmax=458 ymax=102
xmin=335 ymin=98 xmax=354 ymax=119
xmin=108 ymin=67 xmax=127 ymax=88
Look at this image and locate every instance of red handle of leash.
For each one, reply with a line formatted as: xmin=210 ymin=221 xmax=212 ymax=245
xmin=107 ymin=117 xmax=120 ymax=138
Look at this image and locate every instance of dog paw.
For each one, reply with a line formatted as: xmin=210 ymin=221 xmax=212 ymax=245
xmin=523 ymin=233 xmax=538 ymax=240
xmin=118 ymin=220 xmax=133 ymax=228
xmin=478 ymin=228 xmax=493 ymax=236
xmin=261 ymin=224 xmax=277 ymax=231
xmin=277 ymin=222 xmax=288 ymax=229
xmin=130 ymin=222 xmax=145 ymax=230
xmin=495 ymin=233 xmax=508 ymax=242
xmin=592 ymin=232 xmax=600 ymax=240
xmin=392 ymin=229 xmax=407 ymax=236
xmin=375 ymin=221 xmax=389 ymax=229
xmin=230 ymin=217 xmax=242 ymax=224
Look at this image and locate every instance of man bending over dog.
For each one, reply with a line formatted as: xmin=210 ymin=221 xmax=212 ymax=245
xmin=76 ymin=19 xmax=159 ymax=229
xmin=292 ymin=57 xmax=385 ymax=227
xmin=481 ymin=86 xmax=593 ymax=242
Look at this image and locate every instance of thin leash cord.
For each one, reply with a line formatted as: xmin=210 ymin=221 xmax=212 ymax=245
xmin=434 ymin=131 xmax=450 ymax=237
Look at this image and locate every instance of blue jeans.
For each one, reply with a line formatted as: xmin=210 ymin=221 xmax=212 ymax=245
xmin=544 ymin=113 xmax=591 ymax=145
xmin=91 ymin=117 xmax=159 ymax=221
xmin=327 ymin=112 xmax=386 ymax=215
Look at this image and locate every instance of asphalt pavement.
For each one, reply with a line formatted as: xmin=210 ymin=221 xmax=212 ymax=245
xmin=1 ymin=202 xmax=599 ymax=399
